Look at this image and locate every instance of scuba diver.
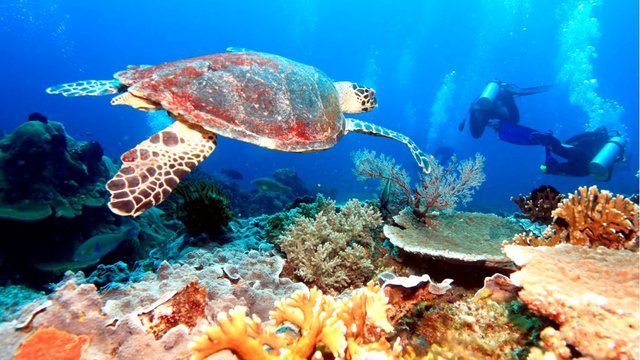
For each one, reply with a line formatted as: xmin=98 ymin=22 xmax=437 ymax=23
xmin=497 ymin=122 xmax=626 ymax=181
xmin=458 ymin=80 xmax=551 ymax=138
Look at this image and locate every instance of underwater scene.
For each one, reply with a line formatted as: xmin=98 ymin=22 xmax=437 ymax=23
xmin=0 ymin=0 xmax=638 ymax=359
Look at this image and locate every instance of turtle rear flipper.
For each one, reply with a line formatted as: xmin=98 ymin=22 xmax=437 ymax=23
xmin=46 ymin=80 xmax=123 ymax=97
xmin=106 ymin=121 xmax=217 ymax=217
xmin=345 ymin=118 xmax=435 ymax=174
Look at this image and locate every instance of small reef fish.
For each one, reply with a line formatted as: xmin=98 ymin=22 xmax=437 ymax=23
xmin=380 ymin=178 xmax=392 ymax=214
xmin=251 ymin=177 xmax=292 ymax=193
xmin=73 ymin=225 xmax=139 ymax=262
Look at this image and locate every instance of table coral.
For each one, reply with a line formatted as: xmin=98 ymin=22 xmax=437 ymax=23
xmin=190 ymin=285 xmax=401 ymax=360
xmin=383 ymin=208 xmax=519 ymax=268
xmin=14 ymin=327 xmax=90 ymax=360
xmin=504 ymin=244 xmax=640 ymax=359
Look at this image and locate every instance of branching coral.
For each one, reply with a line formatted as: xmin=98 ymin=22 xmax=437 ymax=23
xmin=276 ymin=198 xmax=383 ymax=293
xmin=511 ymin=186 xmax=639 ymax=250
xmin=190 ymin=285 xmax=399 ymax=360
xmin=353 ymin=149 xmax=485 ymax=221
xmin=511 ymin=185 xmax=564 ymax=225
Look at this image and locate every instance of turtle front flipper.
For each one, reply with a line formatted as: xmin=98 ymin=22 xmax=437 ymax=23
xmin=106 ymin=121 xmax=217 ymax=217
xmin=46 ymin=80 xmax=124 ymax=97
xmin=345 ymin=118 xmax=435 ymax=174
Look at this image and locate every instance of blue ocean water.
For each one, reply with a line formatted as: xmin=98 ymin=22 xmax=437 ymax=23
xmin=1 ymin=0 xmax=638 ymax=213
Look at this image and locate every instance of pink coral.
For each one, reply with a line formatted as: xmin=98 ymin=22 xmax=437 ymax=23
xmin=505 ymin=244 xmax=639 ymax=358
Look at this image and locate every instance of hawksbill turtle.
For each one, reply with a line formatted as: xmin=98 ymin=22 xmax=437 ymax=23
xmin=47 ymin=51 xmax=434 ymax=217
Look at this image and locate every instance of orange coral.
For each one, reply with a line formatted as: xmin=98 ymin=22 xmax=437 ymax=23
xmin=190 ymin=285 xmax=402 ymax=360
xmin=14 ymin=327 xmax=91 ymax=360
xmin=511 ymin=186 xmax=639 ymax=250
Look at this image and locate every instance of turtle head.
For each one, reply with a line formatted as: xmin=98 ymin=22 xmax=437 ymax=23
xmin=334 ymin=81 xmax=378 ymax=114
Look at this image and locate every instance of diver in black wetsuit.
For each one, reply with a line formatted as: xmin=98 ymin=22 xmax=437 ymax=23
xmin=459 ymin=80 xmax=551 ymax=138
xmin=498 ymin=123 xmax=627 ymax=181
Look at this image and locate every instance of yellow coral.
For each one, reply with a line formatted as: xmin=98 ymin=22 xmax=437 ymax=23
xmin=509 ymin=186 xmax=639 ymax=251
xmin=551 ymin=186 xmax=638 ymax=249
xmin=190 ymin=285 xmax=402 ymax=360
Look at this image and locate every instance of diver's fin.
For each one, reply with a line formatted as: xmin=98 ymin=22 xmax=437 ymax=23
xmin=505 ymin=83 xmax=552 ymax=96
xmin=345 ymin=118 xmax=434 ymax=173
xmin=46 ymin=80 xmax=123 ymax=97
xmin=106 ymin=120 xmax=217 ymax=217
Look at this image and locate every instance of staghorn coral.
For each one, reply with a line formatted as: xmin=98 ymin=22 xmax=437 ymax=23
xmin=353 ymin=149 xmax=485 ymax=221
xmin=190 ymin=285 xmax=400 ymax=360
xmin=511 ymin=186 xmax=639 ymax=250
xmin=511 ymin=185 xmax=564 ymax=225
xmin=276 ymin=198 xmax=383 ymax=293
xmin=505 ymin=243 xmax=639 ymax=359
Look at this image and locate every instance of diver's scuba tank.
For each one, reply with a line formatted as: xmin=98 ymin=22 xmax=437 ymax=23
xmin=588 ymin=136 xmax=627 ymax=181
xmin=475 ymin=81 xmax=500 ymax=109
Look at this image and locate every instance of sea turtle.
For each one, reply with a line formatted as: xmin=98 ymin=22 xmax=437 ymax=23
xmin=46 ymin=51 xmax=434 ymax=217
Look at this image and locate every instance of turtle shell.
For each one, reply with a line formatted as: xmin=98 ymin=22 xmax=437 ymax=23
xmin=115 ymin=52 xmax=345 ymax=152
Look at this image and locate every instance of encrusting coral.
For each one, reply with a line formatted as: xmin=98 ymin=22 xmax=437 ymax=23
xmin=190 ymin=284 xmax=400 ymax=360
xmin=13 ymin=327 xmax=91 ymax=360
xmin=511 ymin=186 xmax=639 ymax=250
xmin=276 ymin=198 xmax=383 ymax=293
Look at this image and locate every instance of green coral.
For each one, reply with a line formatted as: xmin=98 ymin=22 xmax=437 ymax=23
xmin=163 ymin=180 xmax=233 ymax=239
xmin=276 ymin=198 xmax=382 ymax=293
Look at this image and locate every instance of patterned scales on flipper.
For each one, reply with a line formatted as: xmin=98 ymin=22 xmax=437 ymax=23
xmin=345 ymin=118 xmax=435 ymax=174
xmin=45 ymin=80 xmax=122 ymax=97
xmin=106 ymin=121 xmax=217 ymax=216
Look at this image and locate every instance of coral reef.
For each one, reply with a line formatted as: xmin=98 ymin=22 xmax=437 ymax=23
xmin=0 ymin=241 xmax=306 ymax=359
xmin=353 ymin=149 xmax=485 ymax=221
xmin=383 ymin=208 xmax=520 ymax=268
xmin=511 ymin=186 xmax=639 ymax=250
xmin=190 ymin=285 xmax=400 ymax=360
xmin=504 ymin=243 xmax=639 ymax=358
xmin=511 ymin=185 xmax=564 ymax=225
xmin=276 ymin=198 xmax=383 ymax=293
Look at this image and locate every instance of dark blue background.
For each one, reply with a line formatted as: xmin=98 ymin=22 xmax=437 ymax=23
xmin=1 ymin=0 xmax=637 ymax=213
